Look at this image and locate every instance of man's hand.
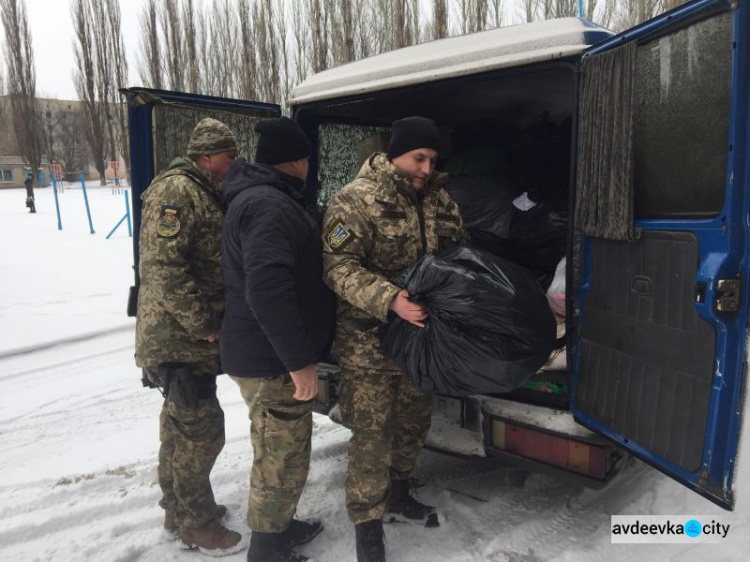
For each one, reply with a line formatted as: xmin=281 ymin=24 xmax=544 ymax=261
xmin=289 ymin=364 xmax=319 ymax=401
xmin=389 ymin=289 xmax=428 ymax=328
xmin=205 ymin=331 xmax=221 ymax=343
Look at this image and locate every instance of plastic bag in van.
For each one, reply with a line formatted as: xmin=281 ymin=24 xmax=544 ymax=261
xmin=546 ymin=257 xmax=566 ymax=319
xmin=444 ymin=175 xmax=518 ymax=243
xmin=380 ymin=247 xmax=557 ymax=396
xmin=507 ymin=202 xmax=567 ymax=288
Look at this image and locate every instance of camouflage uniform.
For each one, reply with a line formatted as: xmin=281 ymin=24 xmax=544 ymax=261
xmin=322 ymin=152 xmax=468 ymax=524
xmin=231 ymin=374 xmax=313 ymax=532
xmin=135 ymin=119 xmax=235 ymax=531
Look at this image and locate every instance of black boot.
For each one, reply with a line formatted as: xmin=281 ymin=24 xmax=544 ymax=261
xmin=385 ymin=479 xmax=439 ymax=527
xmin=282 ymin=519 xmax=323 ymax=547
xmin=247 ymin=531 xmax=309 ymax=562
xmin=355 ymin=520 xmax=385 ymax=562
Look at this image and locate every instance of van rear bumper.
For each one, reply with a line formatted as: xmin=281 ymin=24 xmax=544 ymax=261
xmin=313 ymin=363 xmax=624 ymax=483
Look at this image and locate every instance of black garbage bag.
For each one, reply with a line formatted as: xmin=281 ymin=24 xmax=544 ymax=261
xmin=443 ymin=175 xmax=518 ymax=243
xmin=380 ymin=246 xmax=557 ymax=397
xmin=507 ymin=200 xmax=568 ymax=288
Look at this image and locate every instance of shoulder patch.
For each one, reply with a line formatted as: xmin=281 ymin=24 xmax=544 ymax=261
xmin=327 ymin=222 xmax=353 ymax=251
xmin=157 ymin=205 xmax=181 ymax=238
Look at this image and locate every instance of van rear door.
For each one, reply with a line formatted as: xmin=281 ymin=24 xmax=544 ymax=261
xmin=122 ymin=87 xmax=280 ymax=306
xmin=570 ymin=0 xmax=748 ymax=509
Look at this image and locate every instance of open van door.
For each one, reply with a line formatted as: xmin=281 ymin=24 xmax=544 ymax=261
xmin=570 ymin=0 xmax=749 ymax=509
xmin=121 ymin=88 xmax=281 ymax=313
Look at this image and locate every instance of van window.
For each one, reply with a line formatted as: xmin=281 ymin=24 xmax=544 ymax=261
xmin=317 ymin=123 xmax=389 ymax=207
xmin=633 ymin=12 xmax=733 ymax=218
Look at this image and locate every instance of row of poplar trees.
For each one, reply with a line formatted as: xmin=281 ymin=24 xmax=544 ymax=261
xmin=1 ymin=0 xmax=687 ymax=185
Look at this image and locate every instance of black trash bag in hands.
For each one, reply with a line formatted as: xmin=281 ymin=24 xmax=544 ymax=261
xmin=380 ymin=247 xmax=557 ymax=397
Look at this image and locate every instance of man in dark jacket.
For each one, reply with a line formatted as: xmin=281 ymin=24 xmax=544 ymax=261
xmin=221 ymin=117 xmax=335 ymax=562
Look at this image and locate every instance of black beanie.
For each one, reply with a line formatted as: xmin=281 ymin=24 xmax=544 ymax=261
xmin=254 ymin=117 xmax=312 ymax=165
xmin=387 ymin=116 xmax=441 ymax=160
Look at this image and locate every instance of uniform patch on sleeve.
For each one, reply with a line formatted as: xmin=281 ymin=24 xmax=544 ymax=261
xmin=157 ymin=205 xmax=181 ymax=238
xmin=327 ymin=222 xmax=353 ymax=251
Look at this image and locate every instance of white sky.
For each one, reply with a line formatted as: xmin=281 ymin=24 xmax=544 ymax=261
xmin=24 ymin=0 xmax=148 ymax=100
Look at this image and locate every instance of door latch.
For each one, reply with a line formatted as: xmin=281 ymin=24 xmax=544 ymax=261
xmin=715 ymin=278 xmax=742 ymax=312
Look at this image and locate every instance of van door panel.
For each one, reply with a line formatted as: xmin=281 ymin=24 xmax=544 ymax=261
xmin=572 ymin=0 xmax=748 ymax=509
xmin=577 ymin=232 xmax=715 ymax=473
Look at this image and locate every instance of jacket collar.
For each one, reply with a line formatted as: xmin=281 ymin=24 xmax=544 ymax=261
xmin=254 ymin=163 xmax=306 ymax=203
xmin=361 ymin=153 xmax=446 ymax=205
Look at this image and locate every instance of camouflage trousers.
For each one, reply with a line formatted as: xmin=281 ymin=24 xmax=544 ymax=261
xmin=231 ymin=374 xmax=313 ymax=533
xmin=339 ymin=367 xmax=432 ymax=524
xmin=145 ymin=362 xmax=226 ymax=530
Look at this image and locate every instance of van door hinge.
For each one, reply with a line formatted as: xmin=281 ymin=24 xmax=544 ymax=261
xmin=715 ymin=278 xmax=741 ymax=312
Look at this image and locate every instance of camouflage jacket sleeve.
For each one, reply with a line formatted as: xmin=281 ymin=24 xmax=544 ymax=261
xmin=139 ymin=178 xmax=219 ymax=339
xmin=322 ymin=191 xmax=401 ymax=323
xmin=456 ymin=205 xmax=471 ymax=247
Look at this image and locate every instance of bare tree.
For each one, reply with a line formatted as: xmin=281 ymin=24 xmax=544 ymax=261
xmin=520 ymin=0 xmax=540 ymax=22
xmin=72 ymin=0 xmax=107 ymax=184
xmin=433 ymin=0 xmax=449 ymax=39
xmin=291 ymin=0 xmax=310 ymax=85
xmin=263 ymin=0 xmax=280 ymax=102
xmin=136 ymin=0 xmax=162 ymax=88
xmin=1 ymin=0 xmax=44 ymax=184
xmin=457 ymin=0 xmax=490 ymax=32
xmin=275 ymin=1 xmax=293 ymax=101
xmin=331 ymin=0 xmax=356 ymax=64
xmin=409 ymin=0 xmax=420 ymax=44
xmin=488 ymin=0 xmax=503 ymax=27
xmin=554 ymin=0 xmax=578 ymax=17
xmin=102 ymin=2 xmax=130 ymax=180
xmin=183 ymin=0 xmax=199 ymax=93
xmin=160 ymin=0 xmax=185 ymax=90
xmin=238 ymin=0 xmax=258 ymax=99
xmin=308 ymin=0 xmax=328 ymax=73
xmin=393 ymin=0 xmax=407 ymax=48
xmin=72 ymin=0 xmax=126 ymax=183
xmin=614 ymin=0 xmax=662 ymax=30
xmin=196 ymin=4 xmax=211 ymax=94
xmin=207 ymin=0 xmax=239 ymax=98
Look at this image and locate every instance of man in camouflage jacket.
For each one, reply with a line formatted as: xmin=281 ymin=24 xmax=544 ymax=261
xmin=135 ymin=118 xmax=242 ymax=555
xmin=322 ymin=117 xmax=468 ymax=562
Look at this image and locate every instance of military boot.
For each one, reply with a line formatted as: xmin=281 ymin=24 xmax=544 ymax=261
xmin=165 ymin=504 xmax=228 ymax=533
xmin=355 ymin=520 xmax=386 ymax=562
xmin=179 ymin=519 xmax=244 ymax=556
xmin=385 ymin=479 xmax=439 ymax=527
xmin=246 ymin=531 xmax=309 ymax=562
xmin=281 ymin=519 xmax=324 ymax=547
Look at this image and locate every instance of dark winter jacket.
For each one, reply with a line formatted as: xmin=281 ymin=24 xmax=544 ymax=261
xmin=220 ymin=159 xmax=335 ymax=378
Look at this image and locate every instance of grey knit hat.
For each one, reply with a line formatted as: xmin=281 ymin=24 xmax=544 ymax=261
xmin=186 ymin=118 xmax=237 ymax=157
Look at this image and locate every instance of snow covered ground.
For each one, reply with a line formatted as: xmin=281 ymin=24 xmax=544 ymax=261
xmin=0 ymin=186 xmax=748 ymax=561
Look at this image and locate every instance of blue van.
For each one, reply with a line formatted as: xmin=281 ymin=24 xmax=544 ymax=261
xmin=124 ymin=0 xmax=749 ymax=510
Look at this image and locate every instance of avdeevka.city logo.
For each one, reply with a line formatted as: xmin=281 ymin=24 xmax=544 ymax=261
xmin=684 ymin=519 xmax=702 ymax=538
xmin=611 ymin=515 xmax=731 ymax=543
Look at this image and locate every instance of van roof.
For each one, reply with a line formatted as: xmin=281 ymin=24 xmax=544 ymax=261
xmin=288 ymin=17 xmax=613 ymax=106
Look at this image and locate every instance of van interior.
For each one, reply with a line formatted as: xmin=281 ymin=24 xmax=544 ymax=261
xmin=301 ymin=62 xmax=579 ymax=409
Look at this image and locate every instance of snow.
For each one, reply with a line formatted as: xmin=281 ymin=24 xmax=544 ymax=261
xmin=1 ymin=186 xmax=748 ymax=561
xmin=287 ymin=18 xmax=613 ymax=106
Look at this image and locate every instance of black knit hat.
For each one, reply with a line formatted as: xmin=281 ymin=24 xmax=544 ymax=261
xmin=387 ymin=116 xmax=441 ymax=160
xmin=254 ymin=117 xmax=312 ymax=165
